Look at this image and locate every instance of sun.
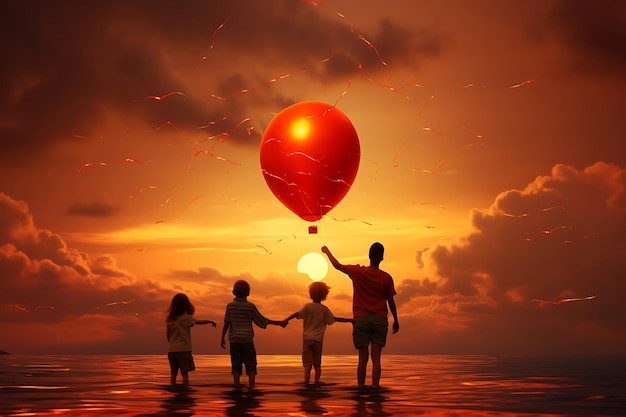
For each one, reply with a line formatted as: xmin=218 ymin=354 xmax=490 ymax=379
xmin=297 ymin=252 xmax=328 ymax=281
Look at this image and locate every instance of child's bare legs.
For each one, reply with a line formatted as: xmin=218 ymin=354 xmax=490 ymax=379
xmin=304 ymin=364 xmax=313 ymax=384
xmin=313 ymin=364 xmax=322 ymax=384
xmin=181 ymin=371 xmax=189 ymax=385
xmin=170 ymin=368 xmax=179 ymax=384
xmin=232 ymin=372 xmax=242 ymax=388
xmin=247 ymin=371 xmax=256 ymax=389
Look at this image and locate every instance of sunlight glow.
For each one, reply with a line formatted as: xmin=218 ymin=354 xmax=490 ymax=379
xmin=297 ymin=252 xmax=328 ymax=281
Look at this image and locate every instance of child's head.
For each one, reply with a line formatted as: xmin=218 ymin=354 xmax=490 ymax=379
xmin=309 ymin=281 xmax=330 ymax=302
xmin=232 ymin=280 xmax=251 ymax=298
xmin=167 ymin=293 xmax=194 ymax=320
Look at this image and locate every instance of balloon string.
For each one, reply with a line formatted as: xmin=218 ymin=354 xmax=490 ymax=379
xmin=272 ymin=228 xmax=305 ymax=308
xmin=318 ymin=219 xmax=329 ymax=247
xmin=276 ymin=256 xmax=304 ymax=308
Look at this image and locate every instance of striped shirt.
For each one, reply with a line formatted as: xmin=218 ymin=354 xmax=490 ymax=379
xmin=224 ymin=298 xmax=270 ymax=343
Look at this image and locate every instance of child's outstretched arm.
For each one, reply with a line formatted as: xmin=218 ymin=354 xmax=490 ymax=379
xmin=220 ymin=322 xmax=230 ymax=349
xmin=196 ymin=319 xmax=217 ymax=327
xmin=334 ymin=316 xmax=354 ymax=324
xmin=284 ymin=312 xmax=300 ymax=322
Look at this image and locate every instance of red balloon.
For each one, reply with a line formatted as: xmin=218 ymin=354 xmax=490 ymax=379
xmin=260 ymin=101 xmax=360 ymax=222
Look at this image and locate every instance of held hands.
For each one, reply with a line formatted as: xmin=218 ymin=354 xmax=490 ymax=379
xmin=270 ymin=319 xmax=289 ymax=328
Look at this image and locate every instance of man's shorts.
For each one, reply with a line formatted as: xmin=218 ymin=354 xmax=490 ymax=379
xmin=353 ymin=314 xmax=389 ymax=348
xmin=301 ymin=339 xmax=323 ymax=367
xmin=230 ymin=342 xmax=257 ymax=375
xmin=168 ymin=351 xmax=196 ymax=373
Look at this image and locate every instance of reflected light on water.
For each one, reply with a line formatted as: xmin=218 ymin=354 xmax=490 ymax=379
xmin=0 ymin=354 xmax=624 ymax=416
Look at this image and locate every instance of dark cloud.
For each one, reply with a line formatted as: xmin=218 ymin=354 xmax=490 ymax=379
xmin=66 ymin=201 xmax=119 ymax=217
xmin=0 ymin=192 xmax=141 ymax=317
xmin=548 ymin=0 xmax=626 ymax=75
xmin=395 ymin=277 xmax=437 ymax=306
xmin=398 ymin=162 xmax=626 ymax=354
xmin=0 ymin=0 xmax=443 ymax=164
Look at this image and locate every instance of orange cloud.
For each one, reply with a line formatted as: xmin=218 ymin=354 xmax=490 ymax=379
xmin=0 ymin=192 xmax=338 ymax=354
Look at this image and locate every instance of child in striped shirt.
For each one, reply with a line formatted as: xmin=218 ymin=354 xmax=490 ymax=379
xmin=220 ymin=280 xmax=287 ymax=389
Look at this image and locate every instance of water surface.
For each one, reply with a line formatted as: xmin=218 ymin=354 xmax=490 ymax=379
xmin=1 ymin=354 xmax=624 ymax=416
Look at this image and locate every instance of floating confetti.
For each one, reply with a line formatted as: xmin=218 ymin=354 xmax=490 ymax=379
xmin=391 ymin=136 xmax=407 ymax=168
xmin=464 ymin=83 xmax=486 ymax=88
xmin=356 ymin=34 xmax=387 ymax=66
xmin=150 ymin=121 xmax=179 ymax=132
xmin=503 ymin=205 xmax=566 ymax=218
xmin=133 ymin=91 xmax=186 ymax=101
xmin=175 ymin=195 xmax=205 ymax=220
xmin=333 ymin=79 xmax=352 ymax=107
xmin=129 ymin=185 xmax=157 ymax=199
xmin=539 ymin=225 xmax=573 ymax=235
xmin=232 ymin=117 xmax=252 ymax=132
xmin=120 ymin=157 xmax=142 ymax=165
xmin=327 ymin=216 xmax=375 ymax=226
xmin=416 ymin=202 xmax=447 ymax=210
xmin=411 ymin=162 xmax=446 ymax=174
xmin=199 ymin=17 xmax=230 ymax=63
xmin=255 ymin=245 xmax=272 ymax=255
xmin=96 ymin=300 xmax=137 ymax=309
xmin=503 ymin=212 xmax=529 ymax=218
xmin=77 ymin=162 xmax=109 ymax=173
xmin=356 ymin=65 xmax=411 ymax=99
xmin=524 ymin=225 xmax=573 ymax=241
xmin=539 ymin=206 xmax=567 ymax=212
xmin=268 ymin=69 xmax=309 ymax=83
xmin=421 ymin=126 xmax=443 ymax=135
xmin=418 ymin=94 xmax=437 ymax=118
xmin=531 ymin=295 xmax=596 ymax=305
xmin=508 ymin=80 xmax=535 ymax=89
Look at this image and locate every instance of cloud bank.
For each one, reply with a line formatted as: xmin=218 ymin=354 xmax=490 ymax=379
xmin=397 ymin=161 xmax=626 ymax=355
xmin=2 ymin=161 xmax=625 ymax=355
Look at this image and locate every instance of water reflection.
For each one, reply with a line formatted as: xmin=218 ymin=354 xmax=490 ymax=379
xmin=159 ymin=385 xmax=197 ymax=415
xmin=295 ymin=384 xmax=331 ymax=415
xmin=1 ymin=354 xmax=624 ymax=416
xmin=222 ymin=389 xmax=262 ymax=417
xmin=350 ymin=387 xmax=392 ymax=417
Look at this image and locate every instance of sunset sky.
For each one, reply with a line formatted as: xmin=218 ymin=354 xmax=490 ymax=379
xmin=1 ymin=0 xmax=625 ymax=356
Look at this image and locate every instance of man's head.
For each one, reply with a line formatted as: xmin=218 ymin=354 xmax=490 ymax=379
xmin=369 ymin=242 xmax=384 ymax=265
